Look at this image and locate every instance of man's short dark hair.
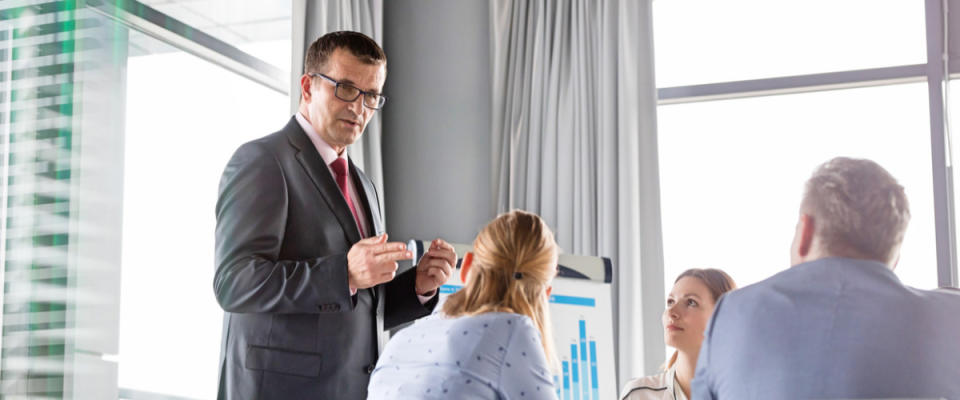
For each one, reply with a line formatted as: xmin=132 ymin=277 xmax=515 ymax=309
xmin=304 ymin=31 xmax=386 ymax=74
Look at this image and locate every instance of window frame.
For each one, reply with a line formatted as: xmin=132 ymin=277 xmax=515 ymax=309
xmin=655 ymin=0 xmax=959 ymax=289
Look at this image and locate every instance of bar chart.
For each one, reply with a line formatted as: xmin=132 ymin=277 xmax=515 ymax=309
xmin=553 ymin=316 xmax=601 ymax=399
xmin=548 ymin=279 xmax=615 ymax=400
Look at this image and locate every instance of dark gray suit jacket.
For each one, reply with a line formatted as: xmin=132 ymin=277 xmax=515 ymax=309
xmin=214 ymin=117 xmax=436 ymax=399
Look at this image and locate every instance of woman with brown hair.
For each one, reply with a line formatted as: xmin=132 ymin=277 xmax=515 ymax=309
xmin=620 ymin=269 xmax=736 ymax=400
xmin=367 ymin=210 xmax=559 ymax=399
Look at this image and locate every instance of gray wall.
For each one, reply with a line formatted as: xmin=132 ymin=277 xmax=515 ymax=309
xmin=950 ymin=0 xmax=960 ymax=68
xmin=381 ymin=0 xmax=493 ymax=245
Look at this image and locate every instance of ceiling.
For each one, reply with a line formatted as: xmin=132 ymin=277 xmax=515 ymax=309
xmin=127 ymin=0 xmax=290 ymax=66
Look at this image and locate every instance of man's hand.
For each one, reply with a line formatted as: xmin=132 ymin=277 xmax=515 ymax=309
xmin=347 ymin=234 xmax=413 ymax=290
xmin=415 ymin=239 xmax=456 ymax=296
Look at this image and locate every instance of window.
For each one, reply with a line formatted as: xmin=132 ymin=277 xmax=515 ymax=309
xmin=952 ymin=79 xmax=960 ymax=274
xmin=652 ymin=0 xmax=926 ymax=87
xmin=658 ymin=83 xmax=937 ymax=293
xmin=116 ymin=29 xmax=289 ymax=400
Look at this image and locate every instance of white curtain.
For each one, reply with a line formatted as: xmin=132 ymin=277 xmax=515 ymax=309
xmin=490 ymin=0 xmax=665 ymax=385
xmin=291 ymin=0 xmax=385 ymax=217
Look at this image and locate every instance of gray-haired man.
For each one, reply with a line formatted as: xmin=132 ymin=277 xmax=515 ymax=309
xmin=692 ymin=157 xmax=960 ymax=399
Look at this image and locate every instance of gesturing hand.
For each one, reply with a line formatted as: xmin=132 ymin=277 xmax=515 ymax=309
xmin=347 ymin=234 xmax=413 ymax=290
xmin=415 ymin=239 xmax=457 ymax=296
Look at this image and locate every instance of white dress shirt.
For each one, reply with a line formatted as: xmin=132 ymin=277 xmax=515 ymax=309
xmin=296 ymin=113 xmax=433 ymax=303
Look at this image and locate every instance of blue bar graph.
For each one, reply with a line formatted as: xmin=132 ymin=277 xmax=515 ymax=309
xmin=579 ymin=320 xmax=589 ymax=400
xmin=570 ymin=344 xmax=580 ymax=400
xmin=589 ymin=340 xmax=599 ymax=400
xmin=537 ymin=294 xmax=599 ymax=400
xmin=550 ymin=294 xmax=596 ymax=307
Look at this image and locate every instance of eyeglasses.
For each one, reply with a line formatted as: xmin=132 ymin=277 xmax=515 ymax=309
xmin=309 ymin=73 xmax=387 ymax=110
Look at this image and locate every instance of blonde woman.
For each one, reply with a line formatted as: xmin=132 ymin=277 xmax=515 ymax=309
xmin=367 ymin=210 xmax=559 ymax=400
xmin=620 ymin=269 xmax=735 ymax=400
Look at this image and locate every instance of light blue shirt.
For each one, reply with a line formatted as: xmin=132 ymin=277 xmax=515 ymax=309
xmin=367 ymin=311 xmax=558 ymax=400
xmin=691 ymin=257 xmax=960 ymax=400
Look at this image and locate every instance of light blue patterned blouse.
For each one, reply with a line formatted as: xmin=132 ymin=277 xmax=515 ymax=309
xmin=367 ymin=311 xmax=558 ymax=400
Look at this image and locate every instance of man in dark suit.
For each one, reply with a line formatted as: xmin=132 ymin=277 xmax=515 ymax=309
xmin=213 ymin=31 xmax=456 ymax=400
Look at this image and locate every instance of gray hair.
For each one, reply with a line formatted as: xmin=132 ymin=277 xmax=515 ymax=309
xmin=801 ymin=157 xmax=910 ymax=264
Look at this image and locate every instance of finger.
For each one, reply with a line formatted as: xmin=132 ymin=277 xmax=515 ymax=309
xmin=426 ymin=266 xmax=448 ymax=284
xmin=375 ymin=249 xmax=413 ymax=264
xmin=434 ymin=263 xmax=453 ymax=282
xmin=422 ymin=260 xmax=446 ymax=276
xmin=431 ymin=238 xmax=455 ymax=252
xmin=423 ymin=244 xmax=456 ymax=259
xmin=420 ymin=258 xmax=452 ymax=280
xmin=358 ymin=234 xmax=388 ymax=245
xmin=415 ymin=269 xmax=445 ymax=294
xmin=423 ymin=248 xmax=457 ymax=267
xmin=419 ymin=256 xmax=454 ymax=277
xmin=377 ymin=271 xmax=396 ymax=284
xmin=373 ymin=241 xmax=409 ymax=256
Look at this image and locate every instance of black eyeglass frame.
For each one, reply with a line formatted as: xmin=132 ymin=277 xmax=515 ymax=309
xmin=308 ymin=72 xmax=387 ymax=110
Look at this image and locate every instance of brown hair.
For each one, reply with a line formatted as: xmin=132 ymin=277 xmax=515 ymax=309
xmin=665 ymin=268 xmax=736 ymax=369
xmin=801 ymin=157 xmax=910 ymax=265
xmin=442 ymin=210 xmax=558 ymax=364
xmin=303 ymin=30 xmax=386 ymax=74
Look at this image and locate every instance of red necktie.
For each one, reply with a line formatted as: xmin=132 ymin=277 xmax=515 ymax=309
xmin=329 ymin=158 xmax=366 ymax=238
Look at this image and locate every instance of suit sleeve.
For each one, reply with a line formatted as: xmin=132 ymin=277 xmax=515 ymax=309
xmin=383 ymin=266 xmax=437 ymax=329
xmin=213 ymin=142 xmax=353 ymax=314
xmin=691 ymin=294 xmax=725 ymax=400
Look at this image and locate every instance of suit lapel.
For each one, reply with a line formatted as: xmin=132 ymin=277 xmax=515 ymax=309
xmin=349 ymin=159 xmax=386 ymax=304
xmin=283 ymin=117 xmax=362 ymax=244
xmin=350 ymin=159 xmax=385 ymax=237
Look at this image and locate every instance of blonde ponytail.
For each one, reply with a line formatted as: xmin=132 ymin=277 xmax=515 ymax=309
xmin=443 ymin=210 xmax=558 ymax=364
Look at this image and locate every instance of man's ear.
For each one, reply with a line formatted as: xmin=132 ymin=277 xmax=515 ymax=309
xmin=797 ymin=213 xmax=815 ymax=258
xmin=300 ymin=74 xmax=313 ymax=103
xmin=460 ymin=252 xmax=473 ymax=284
xmin=890 ymin=250 xmax=901 ymax=271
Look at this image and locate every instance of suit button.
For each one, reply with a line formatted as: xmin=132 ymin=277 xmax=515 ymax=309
xmin=365 ymin=364 xmax=376 ymax=374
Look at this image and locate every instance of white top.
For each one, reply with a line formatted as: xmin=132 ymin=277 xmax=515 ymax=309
xmin=620 ymin=366 xmax=688 ymax=400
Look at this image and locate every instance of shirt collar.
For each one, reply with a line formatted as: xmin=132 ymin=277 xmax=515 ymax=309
xmin=295 ymin=112 xmax=347 ymax=167
xmin=668 ymin=365 xmax=687 ymax=400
